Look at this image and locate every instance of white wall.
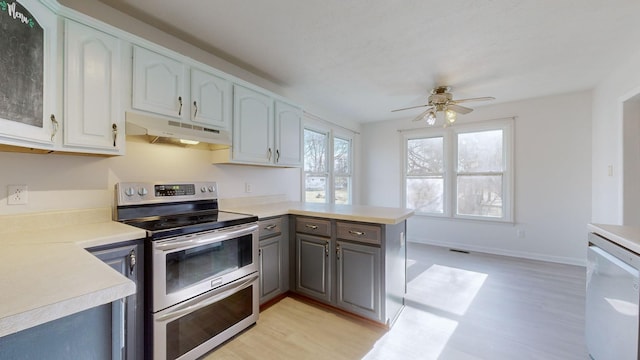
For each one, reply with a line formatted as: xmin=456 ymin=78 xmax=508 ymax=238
xmin=361 ymin=90 xmax=592 ymax=265
xmin=592 ymin=49 xmax=640 ymax=225
xmin=0 ymin=138 xmax=301 ymax=215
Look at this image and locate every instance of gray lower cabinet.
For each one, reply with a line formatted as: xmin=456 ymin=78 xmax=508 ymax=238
xmin=294 ymin=216 xmax=406 ymax=325
xmin=89 ymin=240 xmax=144 ymax=360
xmin=336 ymin=240 xmax=381 ymax=321
xmin=296 ymin=233 xmax=332 ymax=302
xmin=0 ymin=240 xmax=144 ymax=360
xmin=259 ymin=217 xmax=289 ymax=304
xmin=0 ymin=303 xmax=119 ymax=360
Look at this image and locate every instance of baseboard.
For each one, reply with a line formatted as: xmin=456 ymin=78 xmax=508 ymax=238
xmin=408 ymin=238 xmax=587 ymax=267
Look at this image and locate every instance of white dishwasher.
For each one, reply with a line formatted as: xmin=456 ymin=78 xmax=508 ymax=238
xmin=586 ymin=232 xmax=640 ymax=360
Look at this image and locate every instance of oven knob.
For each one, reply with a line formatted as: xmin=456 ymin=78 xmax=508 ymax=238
xmin=124 ymin=187 xmax=136 ymax=197
xmin=200 ymin=186 xmax=207 ymax=193
xmin=208 ymin=186 xmax=215 ymax=192
xmin=138 ymin=187 xmax=148 ymax=196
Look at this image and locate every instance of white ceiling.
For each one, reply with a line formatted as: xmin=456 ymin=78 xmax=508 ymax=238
xmin=98 ymin=0 xmax=640 ymax=124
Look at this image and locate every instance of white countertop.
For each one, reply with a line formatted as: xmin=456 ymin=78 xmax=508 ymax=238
xmin=588 ymin=223 xmax=640 ymax=254
xmin=225 ymin=201 xmax=414 ymax=225
xmin=0 ymin=209 xmax=145 ymax=338
xmin=0 ymin=202 xmax=412 ymax=338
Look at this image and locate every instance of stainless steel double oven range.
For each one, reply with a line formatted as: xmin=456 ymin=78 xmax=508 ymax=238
xmin=114 ymin=181 xmax=259 ymax=360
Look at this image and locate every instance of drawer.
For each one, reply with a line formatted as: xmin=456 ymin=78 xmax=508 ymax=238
xmin=296 ymin=217 xmax=332 ymax=237
xmin=259 ymin=217 xmax=282 ymax=238
xmin=336 ymin=222 xmax=381 ymax=245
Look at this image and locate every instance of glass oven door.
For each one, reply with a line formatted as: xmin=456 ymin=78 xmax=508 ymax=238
xmin=152 ymin=223 xmax=258 ymax=312
xmin=153 ymin=273 xmax=259 ymax=360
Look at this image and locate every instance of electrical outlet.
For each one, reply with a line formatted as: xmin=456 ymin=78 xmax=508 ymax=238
xmin=245 ymin=183 xmax=252 ymax=193
xmin=8 ymin=185 xmax=28 ymax=205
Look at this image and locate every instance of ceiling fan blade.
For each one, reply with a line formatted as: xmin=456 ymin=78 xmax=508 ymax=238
xmin=391 ymin=104 xmax=430 ymax=112
xmin=412 ymin=108 xmax=434 ymax=121
xmin=447 ymin=104 xmax=473 ymax=114
xmin=451 ymin=96 xmax=495 ymax=104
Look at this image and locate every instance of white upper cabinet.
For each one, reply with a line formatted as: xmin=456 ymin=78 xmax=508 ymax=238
xmin=0 ymin=0 xmax=59 ymax=149
xmin=64 ymin=19 xmax=124 ymax=154
xmin=275 ymin=100 xmax=303 ymax=166
xmin=190 ymin=68 xmax=231 ymax=131
xmin=232 ymin=84 xmax=274 ymax=164
xmin=131 ymin=45 xmax=231 ymax=132
xmin=132 ymin=45 xmax=186 ymax=119
xmin=222 ymin=84 xmax=302 ymax=167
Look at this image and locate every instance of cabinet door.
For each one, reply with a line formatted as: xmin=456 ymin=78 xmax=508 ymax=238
xmin=259 ymin=235 xmax=282 ymax=303
xmin=190 ymin=68 xmax=230 ymax=130
xmin=296 ymin=234 xmax=331 ymax=303
xmin=336 ymin=241 xmax=381 ymax=321
xmin=274 ymin=100 xmax=303 ymax=166
xmin=232 ymin=84 xmax=274 ymax=164
xmin=64 ymin=20 xmax=123 ymax=154
xmin=132 ymin=46 xmax=185 ymax=119
xmin=0 ymin=0 xmax=59 ymax=149
xmin=91 ymin=242 xmax=144 ymax=360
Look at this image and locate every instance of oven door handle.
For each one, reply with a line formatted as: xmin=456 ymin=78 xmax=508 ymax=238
xmin=155 ymin=224 xmax=258 ymax=251
xmin=156 ymin=273 xmax=258 ymax=323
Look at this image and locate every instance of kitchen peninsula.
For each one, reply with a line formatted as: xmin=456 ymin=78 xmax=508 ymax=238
xmin=225 ymin=200 xmax=413 ymax=326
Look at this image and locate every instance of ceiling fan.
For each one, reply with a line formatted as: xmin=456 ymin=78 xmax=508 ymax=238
xmin=392 ymin=86 xmax=495 ymax=126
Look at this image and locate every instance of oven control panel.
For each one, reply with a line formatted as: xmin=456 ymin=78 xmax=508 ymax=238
xmin=116 ymin=181 xmax=218 ymax=205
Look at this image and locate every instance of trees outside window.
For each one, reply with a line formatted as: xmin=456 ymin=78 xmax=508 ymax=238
xmin=304 ymin=128 xmax=353 ymax=204
xmin=404 ymin=119 xmax=513 ymax=222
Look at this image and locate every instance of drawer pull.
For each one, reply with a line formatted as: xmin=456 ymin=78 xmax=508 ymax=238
xmin=305 ymin=224 xmax=319 ymax=230
xmin=349 ymin=230 xmax=366 ymax=236
xmin=265 ymin=224 xmax=277 ymax=230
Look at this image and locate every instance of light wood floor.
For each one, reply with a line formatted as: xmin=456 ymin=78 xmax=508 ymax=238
xmin=204 ymin=243 xmax=588 ymax=360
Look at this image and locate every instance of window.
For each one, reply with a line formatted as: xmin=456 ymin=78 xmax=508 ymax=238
xmin=304 ymin=128 xmax=353 ymax=204
xmin=403 ymin=119 xmax=513 ymax=221
xmin=333 ymin=136 xmax=352 ymax=204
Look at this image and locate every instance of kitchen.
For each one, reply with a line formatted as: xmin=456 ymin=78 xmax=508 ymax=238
xmin=0 ymin=0 xmax=639 ymax=359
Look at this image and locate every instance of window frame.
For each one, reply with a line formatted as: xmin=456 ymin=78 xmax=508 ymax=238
xmin=333 ymin=134 xmax=353 ymax=205
xmin=403 ymin=118 xmax=514 ymax=222
xmin=303 ymin=126 xmax=354 ymax=205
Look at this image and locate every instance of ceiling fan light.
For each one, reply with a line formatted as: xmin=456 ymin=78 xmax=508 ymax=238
xmin=425 ymin=111 xmax=437 ymax=125
xmin=445 ymin=109 xmax=457 ymax=124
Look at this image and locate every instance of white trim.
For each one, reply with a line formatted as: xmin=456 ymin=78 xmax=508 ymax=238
xmin=407 ymin=239 xmax=586 ymax=267
xmin=303 ymin=111 xmax=360 ymax=135
xmin=302 ymin=124 xmax=354 ymax=205
xmin=402 ymin=118 xmax=515 ymax=223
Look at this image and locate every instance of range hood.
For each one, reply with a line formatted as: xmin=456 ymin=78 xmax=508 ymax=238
xmin=125 ymin=112 xmax=231 ymax=149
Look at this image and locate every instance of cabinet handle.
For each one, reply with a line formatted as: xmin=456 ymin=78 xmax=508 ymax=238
xmin=50 ymin=114 xmax=59 ymax=141
xmin=305 ymin=224 xmax=319 ymax=230
xmin=276 ymin=149 xmax=280 ymax=163
xmin=129 ymin=249 xmax=136 ymax=275
xmin=178 ymin=96 xmax=183 ymax=116
xmin=336 ymin=243 xmax=341 ymax=260
xmin=267 ymin=148 xmax=272 ymax=161
xmin=259 ymin=248 xmax=262 ymax=257
xmin=112 ymin=123 xmax=118 ymax=147
xmin=325 ymin=241 xmax=329 ymax=257
xmin=265 ymin=224 xmax=277 ymax=230
xmin=193 ymin=101 xmax=198 ymax=118
xmin=348 ymin=230 xmax=366 ymax=236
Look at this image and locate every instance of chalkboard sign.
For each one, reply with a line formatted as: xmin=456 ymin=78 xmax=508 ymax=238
xmin=0 ymin=1 xmax=44 ymax=128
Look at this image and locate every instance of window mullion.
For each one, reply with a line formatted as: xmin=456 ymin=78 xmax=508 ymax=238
xmin=445 ymin=131 xmax=455 ymax=217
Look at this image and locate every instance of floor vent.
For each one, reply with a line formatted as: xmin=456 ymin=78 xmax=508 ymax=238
xmin=449 ymin=248 xmax=470 ymax=254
